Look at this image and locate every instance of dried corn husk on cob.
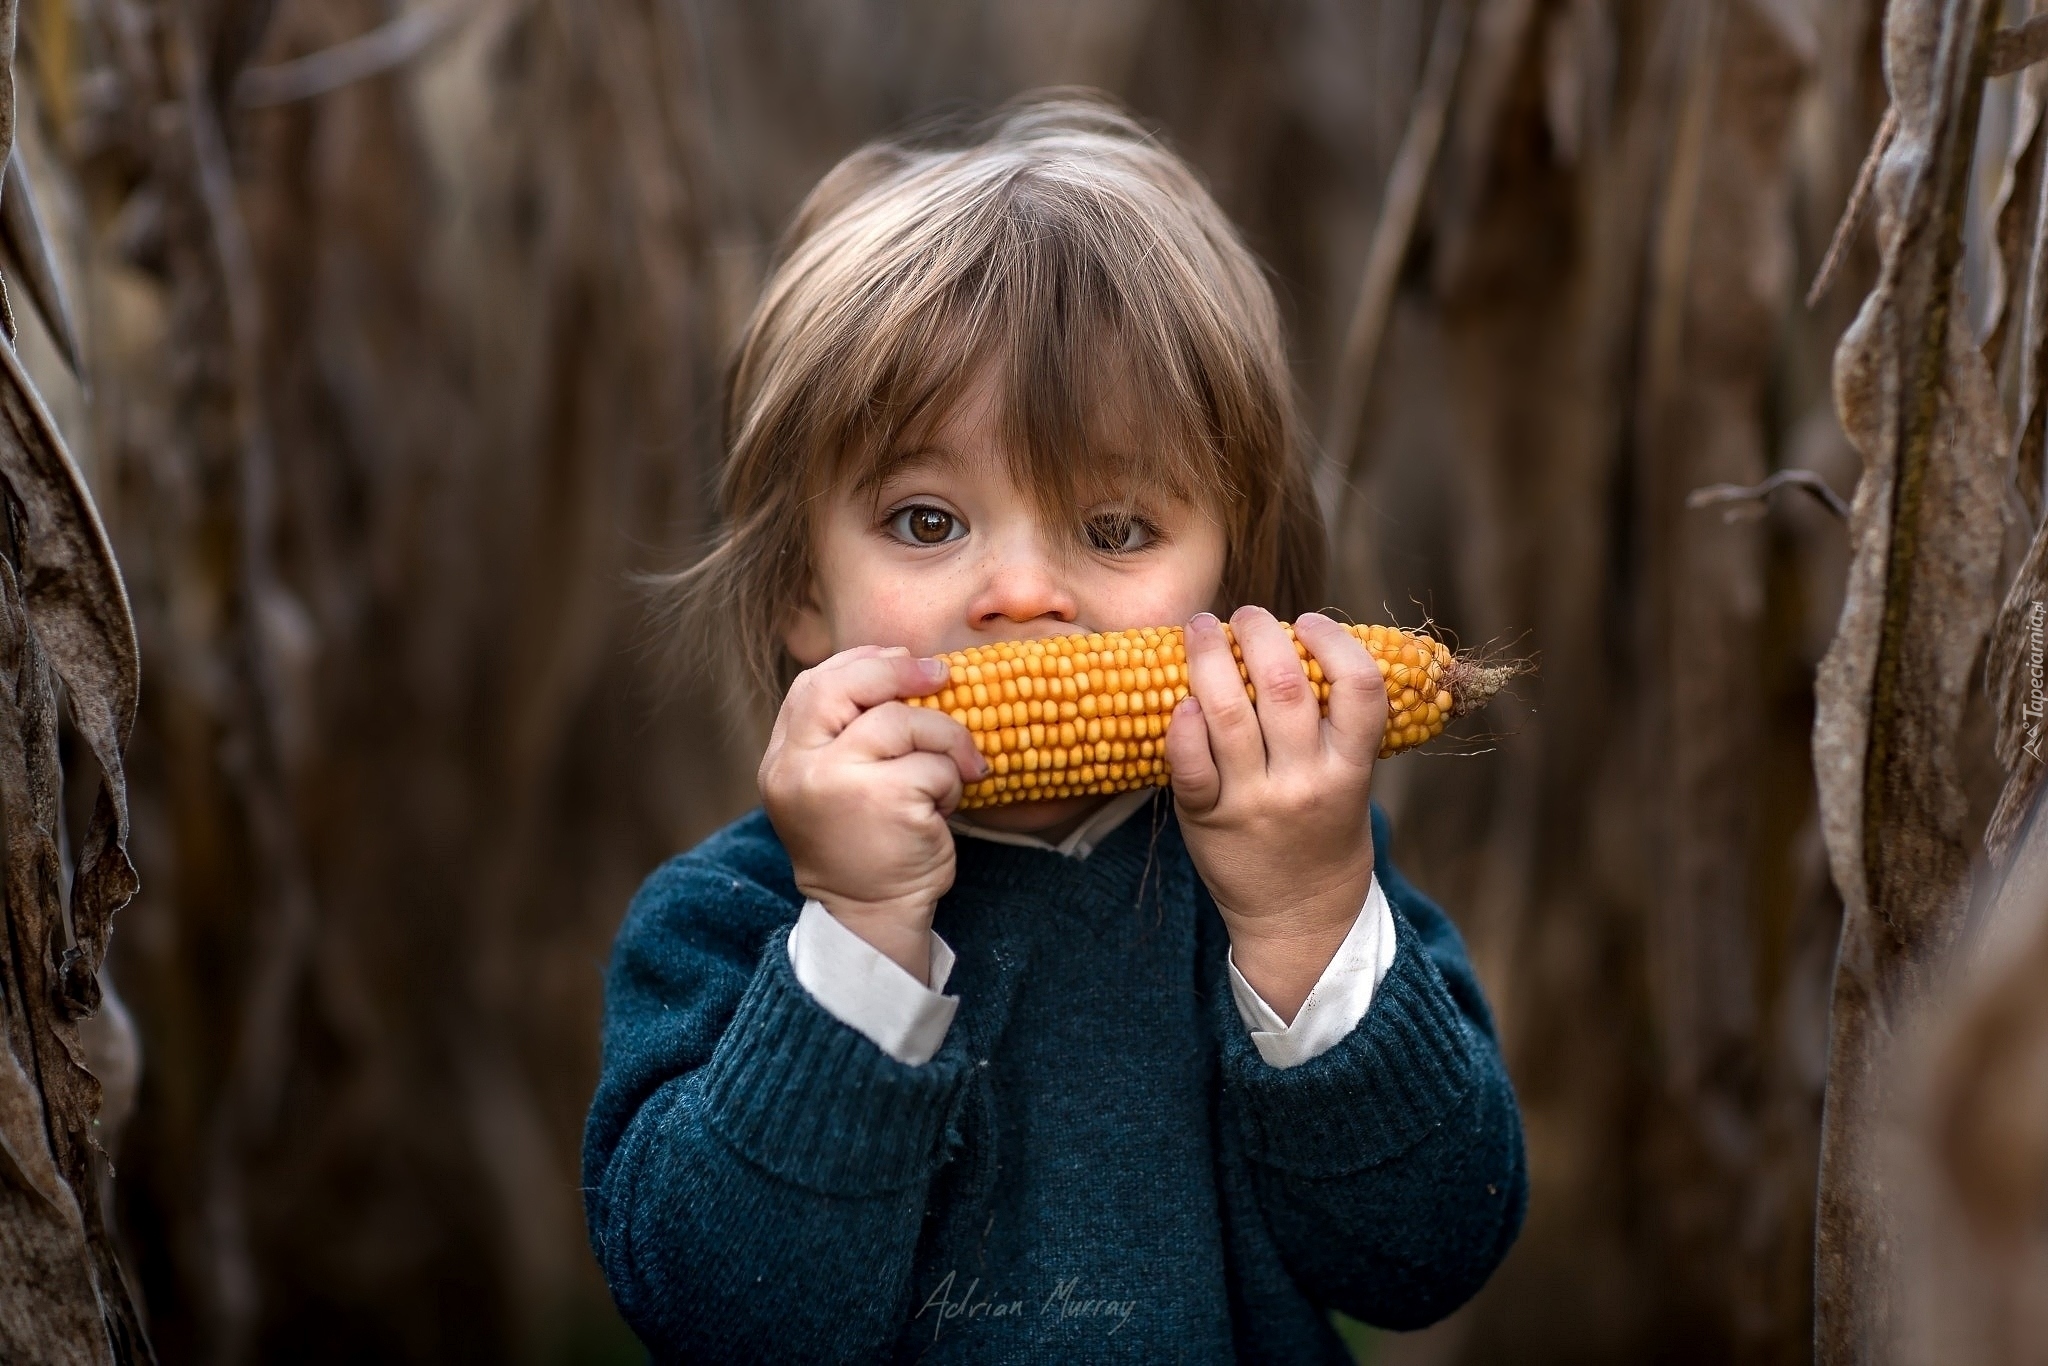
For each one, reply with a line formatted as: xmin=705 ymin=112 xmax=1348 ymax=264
xmin=906 ymin=621 xmax=1517 ymax=808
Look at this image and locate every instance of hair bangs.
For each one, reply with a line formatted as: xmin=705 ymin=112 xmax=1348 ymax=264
xmin=829 ymin=168 xmax=1241 ymax=536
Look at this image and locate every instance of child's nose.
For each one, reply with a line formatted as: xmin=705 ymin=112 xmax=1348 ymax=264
xmin=966 ymin=553 xmax=1079 ymax=632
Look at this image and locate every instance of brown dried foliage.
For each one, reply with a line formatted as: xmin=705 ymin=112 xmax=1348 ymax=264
xmin=1801 ymin=0 xmax=2048 ymax=1362
xmin=0 ymin=0 xmax=150 ymax=1351
xmin=58 ymin=0 xmax=753 ymax=1359
xmin=18 ymin=0 xmax=2048 ymax=1363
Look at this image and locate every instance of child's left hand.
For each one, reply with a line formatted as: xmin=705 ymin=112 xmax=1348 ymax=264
xmin=1166 ymin=606 xmax=1387 ymax=1023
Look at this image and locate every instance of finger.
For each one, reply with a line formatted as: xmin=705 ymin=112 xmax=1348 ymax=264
xmin=888 ymin=750 xmax=971 ymax=817
xmin=1164 ymin=694 xmax=1221 ymax=815
xmin=837 ymin=699 xmax=989 ymax=785
xmin=808 ymin=642 xmax=951 ymax=696
xmin=1295 ymin=613 xmax=1387 ymax=764
xmin=1232 ymin=604 xmax=1321 ymax=765
xmin=782 ymin=648 xmax=951 ymax=746
xmin=808 ymin=643 xmax=896 ymax=668
xmin=1183 ymin=611 xmax=1266 ymax=776
xmin=767 ymin=645 xmax=890 ymax=753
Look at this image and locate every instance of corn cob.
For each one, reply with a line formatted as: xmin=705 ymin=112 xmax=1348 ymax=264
xmin=905 ymin=621 xmax=1513 ymax=809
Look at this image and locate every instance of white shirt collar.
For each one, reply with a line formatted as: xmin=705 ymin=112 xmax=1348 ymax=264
xmin=947 ymin=788 xmax=1158 ymax=860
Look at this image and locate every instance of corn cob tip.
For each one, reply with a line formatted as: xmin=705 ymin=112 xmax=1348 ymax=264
xmin=1439 ymin=654 xmax=1529 ymax=718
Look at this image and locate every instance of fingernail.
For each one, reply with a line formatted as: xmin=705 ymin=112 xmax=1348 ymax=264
xmin=919 ymin=657 xmax=947 ymax=682
xmin=1175 ymin=696 xmax=1201 ymax=716
xmin=1190 ymin=611 xmax=1219 ymax=632
xmin=974 ymin=754 xmax=991 ymax=777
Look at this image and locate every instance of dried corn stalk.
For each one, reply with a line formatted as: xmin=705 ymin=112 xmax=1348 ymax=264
xmin=62 ymin=0 xmax=752 ymax=1358
xmin=1898 ymin=2 xmax=2048 ymax=1360
xmin=1812 ymin=0 xmax=2009 ymax=1358
xmin=0 ymin=0 xmax=149 ymax=1351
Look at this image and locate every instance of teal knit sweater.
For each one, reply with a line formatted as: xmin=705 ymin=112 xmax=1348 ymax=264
xmin=582 ymin=794 xmax=1525 ymax=1362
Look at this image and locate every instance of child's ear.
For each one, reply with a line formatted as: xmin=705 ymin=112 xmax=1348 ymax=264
xmin=781 ymin=594 xmax=834 ymax=668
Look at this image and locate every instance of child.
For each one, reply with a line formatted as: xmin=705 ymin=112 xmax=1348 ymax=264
xmin=582 ymin=93 xmax=1525 ymax=1363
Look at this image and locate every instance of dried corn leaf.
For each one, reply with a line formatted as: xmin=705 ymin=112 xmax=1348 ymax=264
xmin=2011 ymin=95 xmax=2048 ymax=515
xmin=1813 ymin=0 xmax=2008 ymax=1358
xmin=1981 ymin=59 xmax=2046 ymax=378
xmin=1988 ymin=32 xmax=2048 ymax=865
xmin=0 ymin=0 xmax=149 ymax=1352
xmin=0 ymin=332 xmax=136 ymax=995
xmin=0 ymin=548 xmax=139 ymax=1361
xmin=0 ymin=152 xmax=82 ymax=379
xmin=1986 ymin=484 xmax=2048 ymax=866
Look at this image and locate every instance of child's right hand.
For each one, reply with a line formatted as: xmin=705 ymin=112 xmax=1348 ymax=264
xmin=758 ymin=645 xmax=988 ymax=986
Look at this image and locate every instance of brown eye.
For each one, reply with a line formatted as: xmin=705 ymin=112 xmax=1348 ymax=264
xmin=889 ymin=505 xmax=964 ymax=545
xmin=1085 ymin=512 xmax=1155 ymax=553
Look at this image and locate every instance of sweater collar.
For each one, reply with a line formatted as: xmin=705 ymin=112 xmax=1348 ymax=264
xmin=946 ymin=787 xmax=1159 ymax=861
xmin=937 ymin=788 xmax=1192 ymax=954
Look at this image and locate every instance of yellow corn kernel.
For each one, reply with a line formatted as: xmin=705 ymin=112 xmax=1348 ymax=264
xmin=904 ymin=620 xmax=1508 ymax=808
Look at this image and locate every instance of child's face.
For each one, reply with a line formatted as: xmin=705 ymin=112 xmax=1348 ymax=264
xmin=784 ymin=361 xmax=1228 ymax=831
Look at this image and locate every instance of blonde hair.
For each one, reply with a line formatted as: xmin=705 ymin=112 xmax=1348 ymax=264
xmin=669 ymin=90 xmax=1325 ymax=711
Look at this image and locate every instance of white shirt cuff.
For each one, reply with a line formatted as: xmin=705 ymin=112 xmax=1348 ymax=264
xmin=1226 ymin=872 xmax=1399 ymax=1069
xmin=785 ymin=898 xmax=960 ymax=1066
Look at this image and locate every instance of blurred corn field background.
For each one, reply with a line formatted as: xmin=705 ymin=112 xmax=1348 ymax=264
xmin=7 ymin=0 xmax=2048 ymax=1362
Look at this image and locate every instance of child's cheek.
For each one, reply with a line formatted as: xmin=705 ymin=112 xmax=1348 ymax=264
xmin=1122 ymin=548 xmax=1226 ymax=628
xmin=848 ymin=575 xmax=960 ymax=655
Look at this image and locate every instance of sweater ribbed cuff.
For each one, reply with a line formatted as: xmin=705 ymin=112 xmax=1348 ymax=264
xmin=1220 ymin=908 xmax=1479 ymax=1177
xmin=700 ymin=927 xmax=974 ymax=1197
